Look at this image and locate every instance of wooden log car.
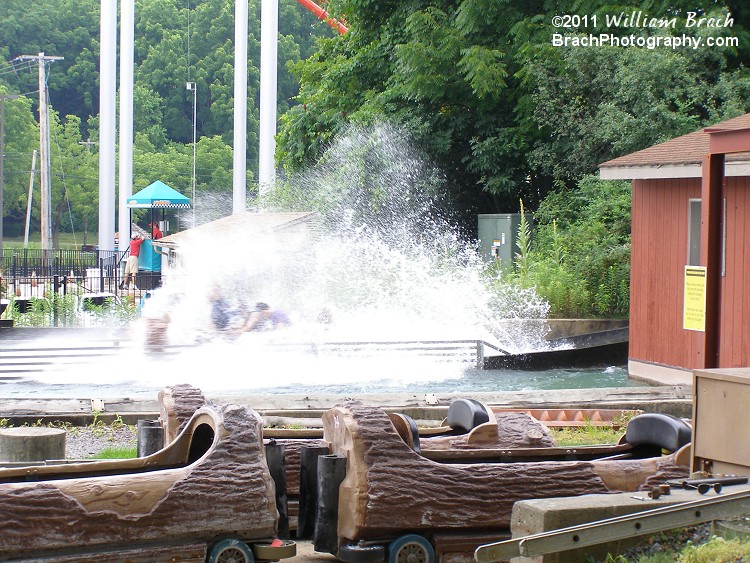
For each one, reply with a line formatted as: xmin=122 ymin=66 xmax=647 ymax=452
xmin=311 ymin=400 xmax=692 ymax=563
xmin=0 ymin=400 xmax=296 ymax=563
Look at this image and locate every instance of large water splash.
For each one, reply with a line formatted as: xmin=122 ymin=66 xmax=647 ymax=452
xmin=142 ymin=122 xmax=550 ymax=356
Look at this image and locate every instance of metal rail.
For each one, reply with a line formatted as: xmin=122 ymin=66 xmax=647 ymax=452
xmin=474 ymin=489 xmax=750 ymax=562
xmin=0 ymin=339 xmax=493 ymax=373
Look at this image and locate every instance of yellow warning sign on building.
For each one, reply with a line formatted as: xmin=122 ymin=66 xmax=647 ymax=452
xmin=684 ymin=266 xmax=707 ymax=332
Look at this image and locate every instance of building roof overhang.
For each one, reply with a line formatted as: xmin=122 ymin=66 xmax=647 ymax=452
xmin=599 ymin=113 xmax=750 ymax=180
xmin=600 ymin=160 xmax=750 ymax=180
xmin=155 ymin=211 xmax=318 ymax=251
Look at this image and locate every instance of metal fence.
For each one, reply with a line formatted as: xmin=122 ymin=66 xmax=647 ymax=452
xmin=1 ymin=248 xmax=127 ymax=298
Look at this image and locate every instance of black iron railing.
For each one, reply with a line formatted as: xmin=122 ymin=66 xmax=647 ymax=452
xmin=1 ymin=248 xmax=128 ymax=298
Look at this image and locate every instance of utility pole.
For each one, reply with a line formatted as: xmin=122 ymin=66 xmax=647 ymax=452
xmin=258 ymin=0 xmax=278 ymax=196
xmin=13 ymin=53 xmax=63 ymax=250
xmin=119 ymin=0 xmax=135 ymax=254
xmin=232 ymin=0 xmax=248 ymax=214
xmin=99 ymin=0 xmax=117 ymax=252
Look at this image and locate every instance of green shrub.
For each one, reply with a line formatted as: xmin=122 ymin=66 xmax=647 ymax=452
xmin=522 ymin=175 xmax=632 ymax=319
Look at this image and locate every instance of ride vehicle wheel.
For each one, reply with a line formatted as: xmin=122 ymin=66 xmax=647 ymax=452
xmin=252 ymin=539 xmax=297 ymax=560
xmin=338 ymin=542 xmax=386 ymax=563
xmin=388 ymin=534 xmax=435 ymax=563
xmin=208 ymin=539 xmax=254 ymax=563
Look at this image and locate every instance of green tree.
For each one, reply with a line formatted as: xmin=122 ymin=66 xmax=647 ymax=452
xmin=49 ymin=113 xmax=98 ymax=246
xmin=524 ymin=34 xmax=750 ymax=185
xmin=0 ymin=0 xmax=100 ymax=122
xmin=0 ymin=91 xmax=38 ymax=238
xmin=278 ymin=1 xmax=750 ymax=237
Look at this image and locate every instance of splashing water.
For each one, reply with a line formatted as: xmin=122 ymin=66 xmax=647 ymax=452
xmin=4 ymin=123 xmax=635 ymax=399
xmin=146 ymin=123 xmax=550 ymax=351
xmin=95 ymin=123 xmax=570 ymax=394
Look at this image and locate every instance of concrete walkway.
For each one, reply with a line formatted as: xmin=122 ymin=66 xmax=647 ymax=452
xmin=295 ymin=541 xmax=337 ymax=562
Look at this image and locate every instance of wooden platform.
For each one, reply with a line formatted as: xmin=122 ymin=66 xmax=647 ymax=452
xmin=0 ymin=385 xmax=694 ymax=427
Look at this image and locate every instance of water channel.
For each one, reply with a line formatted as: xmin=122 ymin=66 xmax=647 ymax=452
xmin=3 ymin=124 xmax=640 ymax=401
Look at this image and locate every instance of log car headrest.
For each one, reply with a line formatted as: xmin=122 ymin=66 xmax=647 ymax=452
xmin=446 ymin=398 xmax=490 ymax=433
xmin=625 ymin=413 xmax=692 ymax=453
xmin=389 ymin=413 xmax=421 ymax=454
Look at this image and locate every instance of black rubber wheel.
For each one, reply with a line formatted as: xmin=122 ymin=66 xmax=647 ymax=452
xmin=388 ymin=534 xmax=435 ymax=563
xmin=338 ymin=542 xmax=386 ymax=563
xmin=207 ymin=539 xmax=254 ymax=563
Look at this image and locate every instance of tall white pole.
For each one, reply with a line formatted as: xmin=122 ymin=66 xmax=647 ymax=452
xmin=118 ymin=0 xmax=135 ymax=254
xmin=259 ymin=0 xmax=278 ymax=195
xmin=232 ymin=0 xmax=248 ymax=214
xmin=99 ymin=0 xmax=117 ymax=251
xmin=191 ymin=83 xmax=197 ymax=224
xmin=37 ymin=53 xmax=52 ymax=249
xmin=186 ymin=81 xmax=197 ymax=225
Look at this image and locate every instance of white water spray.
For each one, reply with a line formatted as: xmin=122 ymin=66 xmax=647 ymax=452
xmin=126 ymin=123 xmax=553 ymax=392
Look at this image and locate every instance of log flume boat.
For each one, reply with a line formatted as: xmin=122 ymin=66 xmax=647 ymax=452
xmin=304 ymin=399 xmax=691 ymax=563
xmin=0 ymin=389 xmax=296 ymax=563
xmin=0 ymin=384 xmax=691 ymax=563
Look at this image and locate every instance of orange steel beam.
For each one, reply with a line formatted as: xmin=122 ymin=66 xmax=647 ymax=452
xmin=296 ymin=0 xmax=348 ymax=34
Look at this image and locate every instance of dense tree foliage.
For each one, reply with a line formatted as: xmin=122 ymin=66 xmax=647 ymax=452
xmin=0 ymin=0 xmax=338 ymax=239
xmin=277 ymin=0 xmax=750 ymax=230
xmin=271 ymin=0 xmax=750 ymax=316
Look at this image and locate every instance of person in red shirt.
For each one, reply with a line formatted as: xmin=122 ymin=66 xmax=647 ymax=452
xmin=120 ymin=234 xmax=145 ymax=290
xmin=150 ymin=222 xmax=163 ymax=240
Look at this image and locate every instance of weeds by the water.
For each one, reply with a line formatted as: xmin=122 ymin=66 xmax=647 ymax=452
xmin=3 ymin=292 xmax=137 ymax=327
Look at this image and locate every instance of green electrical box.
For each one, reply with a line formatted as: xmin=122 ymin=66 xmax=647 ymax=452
xmin=477 ymin=213 xmax=533 ymax=266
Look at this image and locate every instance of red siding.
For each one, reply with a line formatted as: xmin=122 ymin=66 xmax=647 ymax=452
xmin=721 ymin=177 xmax=750 ymax=366
xmin=630 ymin=178 xmax=702 ymax=368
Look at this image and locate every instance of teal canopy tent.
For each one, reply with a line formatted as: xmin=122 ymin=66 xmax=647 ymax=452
xmin=126 ymin=181 xmax=191 ymax=273
xmin=127 ymin=180 xmax=190 ymax=209
xmin=126 ymin=180 xmax=190 ymax=237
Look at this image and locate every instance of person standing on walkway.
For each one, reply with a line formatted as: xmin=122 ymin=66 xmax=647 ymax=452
xmin=121 ymin=234 xmax=144 ymax=290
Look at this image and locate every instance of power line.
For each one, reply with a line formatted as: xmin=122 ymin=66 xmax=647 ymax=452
xmin=0 ymin=59 xmax=36 ymax=78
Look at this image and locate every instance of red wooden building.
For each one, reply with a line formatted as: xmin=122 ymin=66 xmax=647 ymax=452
xmin=600 ymin=113 xmax=750 ymax=382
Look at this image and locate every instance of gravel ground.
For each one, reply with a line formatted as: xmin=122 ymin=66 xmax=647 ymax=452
xmin=64 ymin=425 xmax=138 ymax=460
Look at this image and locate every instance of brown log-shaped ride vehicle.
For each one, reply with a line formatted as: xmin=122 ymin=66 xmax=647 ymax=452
xmin=306 ymin=400 xmax=692 ymax=563
xmin=0 ymin=401 xmax=296 ymax=563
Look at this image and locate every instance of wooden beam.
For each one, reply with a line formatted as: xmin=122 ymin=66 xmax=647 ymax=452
xmin=699 ymin=153 xmax=724 ymax=368
xmin=707 ymin=127 xmax=750 ymax=155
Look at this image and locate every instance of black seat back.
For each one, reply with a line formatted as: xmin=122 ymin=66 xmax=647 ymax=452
xmin=446 ymin=398 xmax=490 ymax=433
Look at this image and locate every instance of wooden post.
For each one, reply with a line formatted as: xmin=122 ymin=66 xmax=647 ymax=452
xmin=0 ymin=427 xmax=66 ymax=462
xmin=699 ymin=153 xmax=724 ymax=369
